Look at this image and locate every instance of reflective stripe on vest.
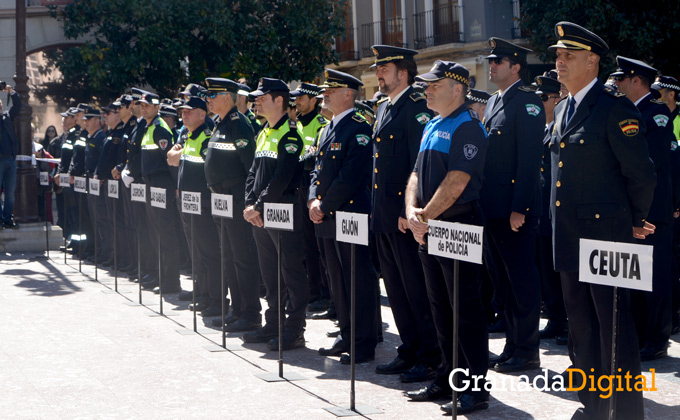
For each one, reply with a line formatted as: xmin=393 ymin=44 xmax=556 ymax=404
xmin=181 ymin=130 xmax=209 ymax=162
xmin=255 ymin=119 xmax=301 ymax=159
xmin=208 ymin=141 xmax=236 ymax=150
xmin=141 ymin=117 xmax=171 ymax=150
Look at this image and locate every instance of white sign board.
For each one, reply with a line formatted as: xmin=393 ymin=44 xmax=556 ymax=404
xmin=59 ymin=174 xmax=70 ymax=188
xmin=39 ymin=172 xmax=49 ymax=186
xmin=131 ymin=183 xmax=146 ymax=202
xmin=73 ymin=176 xmax=87 ymax=193
xmin=181 ymin=191 xmax=201 ymax=215
xmin=88 ymin=178 xmax=100 ymax=196
xmin=263 ymin=203 xmax=294 ymax=231
xmin=335 ymin=211 xmax=369 ymax=246
xmin=108 ymin=180 xmax=119 ymax=199
xmin=427 ymin=220 xmax=484 ymax=264
xmin=211 ymin=193 xmax=233 ymax=219
xmin=149 ymin=187 xmax=167 ymax=209
xmin=579 ymin=238 xmax=653 ymax=292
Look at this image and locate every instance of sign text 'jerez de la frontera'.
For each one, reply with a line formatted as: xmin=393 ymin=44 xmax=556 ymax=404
xmin=182 ymin=191 xmax=201 ymax=215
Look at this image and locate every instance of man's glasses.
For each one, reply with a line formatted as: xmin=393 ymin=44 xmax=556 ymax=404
xmin=539 ymin=94 xmax=561 ymax=102
xmin=203 ymin=92 xmax=228 ymax=99
xmin=490 ymin=57 xmax=515 ymax=65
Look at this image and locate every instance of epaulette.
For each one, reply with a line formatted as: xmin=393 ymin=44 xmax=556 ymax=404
xmin=317 ymin=115 xmax=328 ymax=125
xmin=230 ymin=112 xmax=240 ymax=121
xmin=153 ymin=119 xmax=161 ymax=126
xmin=352 ymin=113 xmax=367 ymax=123
xmin=69 ymin=127 xmax=76 ymax=133
xmin=377 ymin=97 xmax=389 ymax=105
xmin=410 ymin=92 xmax=426 ymax=102
xmin=491 ymin=90 xmax=500 ymax=97
xmin=203 ymin=128 xmax=213 ymax=137
xmin=289 ymin=119 xmax=297 ymax=129
xmin=519 ymin=86 xmax=538 ymax=93
xmin=469 ymin=109 xmax=480 ymax=120
xmin=651 ymin=99 xmax=665 ymax=105
xmin=130 ymin=119 xmax=136 ymax=126
xmin=604 ymin=86 xmax=625 ymax=98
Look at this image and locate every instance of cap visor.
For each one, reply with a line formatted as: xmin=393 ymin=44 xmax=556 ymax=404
xmin=548 ymin=42 xmax=587 ymax=52
xmin=415 ymin=73 xmax=443 ymax=82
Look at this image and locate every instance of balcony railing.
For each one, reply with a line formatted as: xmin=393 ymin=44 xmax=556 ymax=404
xmin=359 ymin=18 xmax=407 ymax=58
xmin=413 ymin=4 xmax=463 ymax=49
xmin=335 ymin=26 xmax=359 ymax=61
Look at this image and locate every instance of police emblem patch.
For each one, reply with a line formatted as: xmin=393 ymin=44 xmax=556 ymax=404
xmin=235 ymin=139 xmax=248 ymax=148
xmin=671 ymin=140 xmax=678 ymax=152
xmin=415 ymin=113 xmax=431 ymax=125
xmin=525 ymin=104 xmax=541 ymax=117
xmin=159 ymin=139 xmax=169 ymax=150
xmin=356 ymin=134 xmax=370 ymax=146
xmin=285 ymin=143 xmax=299 ymax=154
xmin=653 ymin=114 xmax=669 ymax=127
xmin=464 ymin=144 xmax=478 ymax=160
xmin=619 ymin=119 xmax=639 ymax=136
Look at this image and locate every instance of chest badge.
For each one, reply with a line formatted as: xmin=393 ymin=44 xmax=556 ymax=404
xmin=330 ymin=143 xmax=342 ymax=151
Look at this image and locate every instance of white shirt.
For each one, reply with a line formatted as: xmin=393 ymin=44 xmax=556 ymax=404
xmin=634 ymin=92 xmax=652 ymax=107
xmin=330 ymin=108 xmax=354 ymax=127
xmin=388 ymin=86 xmax=409 ymax=106
xmin=567 ymin=77 xmax=598 ymax=113
xmin=499 ymin=79 xmax=522 ymax=98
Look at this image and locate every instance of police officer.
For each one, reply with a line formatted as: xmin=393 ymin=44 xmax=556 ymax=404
xmin=369 ymin=45 xmax=439 ymax=382
xmin=310 ymin=69 xmax=377 ymax=364
xmin=203 ymin=77 xmax=262 ymax=331
xmin=235 ymin=82 xmax=261 ymax=131
xmin=55 ymin=107 xmax=79 ymax=251
xmin=548 ymin=22 xmax=656 ymax=419
xmin=170 ymin=96 xmax=223 ymax=315
xmin=138 ymin=91 xmax=183 ymax=294
xmin=613 ymin=57 xmax=675 ymax=361
xmin=465 ymin=89 xmax=491 ymax=120
xmin=69 ymin=104 xmax=95 ymax=259
xmin=403 ymin=61 xmax=489 ymax=415
xmin=243 ymin=78 xmax=308 ymax=350
xmin=290 ymin=82 xmax=330 ymax=312
xmin=482 ymin=38 xmax=544 ymax=372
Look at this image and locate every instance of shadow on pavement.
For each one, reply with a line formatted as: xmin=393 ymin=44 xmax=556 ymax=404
xmin=2 ymin=255 xmax=82 ymax=297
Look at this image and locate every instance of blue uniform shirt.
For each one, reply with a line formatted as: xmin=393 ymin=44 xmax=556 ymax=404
xmin=414 ymin=104 xmax=487 ymax=209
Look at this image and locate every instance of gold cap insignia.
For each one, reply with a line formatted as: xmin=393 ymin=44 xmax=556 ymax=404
xmin=372 ymin=47 xmax=378 ymax=56
xmin=324 ymin=70 xmax=329 ymax=78
xmin=557 ymin=25 xmax=564 ymax=37
xmin=490 ymin=39 xmax=496 ymax=48
xmin=536 ymin=78 xmax=543 ymax=86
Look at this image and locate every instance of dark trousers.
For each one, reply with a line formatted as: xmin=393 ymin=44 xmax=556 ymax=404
xmin=537 ymin=233 xmax=567 ymax=326
xmin=484 ymin=217 xmax=541 ymax=358
xmin=120 ymin=184 xmax=139 ymax=271
xmin=253 ymin=221 xmax=308 ymax=333
xmin=418 ymin=210 xmax=488 ymax=396
xmin=298 ymin=186 xmax=329 ymax=302
xmin=376 ymin=230 xmax=440 ymax=367
xmin=180 ymin=210 xmax=221 ymax=302
xmin=632 ymin=222 xmax=673 ymax=349
xmin=129 ymin=186 xmax=156 ymax=276
xmin=74 ymin=187 xmax=93 ymax=254
xmin=319 ymin=237 xmax=378 ymax=358
xmin=560 ymin=271 xmax=644 ymax=420
xmin=142 ymin=174 xmax=179 ymax=288
xmin=106 ymin=186 xmax=131 ymax=268
xmin=62 ymin=187 xmax=77 ymax=241
xmin=87 ymin=185 xmax=113 ymax=261
xmin=55 ymin=191 xmax=64 ymax=230
xmin=212 ymin=184 xmax=262 ymax=322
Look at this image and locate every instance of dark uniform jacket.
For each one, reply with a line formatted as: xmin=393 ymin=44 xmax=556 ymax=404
xmin=58 ymin=126 xmax=80 ymax=174
xmin=84 ymin=129 xmax=105 ymax=177
xmin=124 ymin=117 xmax=147 ymax=179
xmin=204 ymin=106 xmax=255 ymax=192
xmin=549 ymin=81 xmax=656 ymax=272
xmin=539 ymin=121 xmax=555 ymax=236
xmin=481 ymin=80 xmax=544 ymax=219
xmin=114 ymin=117 xmax=137 ymax=173
xmin=309 ymin=111 xmax=373 ymax=238
xmin=636 ymin=93 xmax=674 ymax=225
xmin=371 ymin=87 xmax=433 ymax=233
xmin=68 ymin=128 xmax=89 ymax=176
xmin=96 ymin=122 xmax=124 ymax=180
xmin=245 ymin=115 xmax=303 ymax=212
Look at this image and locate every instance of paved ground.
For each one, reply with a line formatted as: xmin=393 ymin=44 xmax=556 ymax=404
xmin=0 ymin=251 xmax=678 ymax=419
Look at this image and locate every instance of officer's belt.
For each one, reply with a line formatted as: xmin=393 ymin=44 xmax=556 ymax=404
xmin=438 ymin=201 xmax=474 ymax=220
xmin=208 ymin=178 xmax=239 ymax=193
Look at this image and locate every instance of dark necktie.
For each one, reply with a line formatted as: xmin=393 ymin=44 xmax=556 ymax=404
xmin=564 ymin=97 xmax=576 ymax=127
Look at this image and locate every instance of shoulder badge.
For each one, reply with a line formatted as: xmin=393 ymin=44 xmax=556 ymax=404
xmin=525 ymin=104 xmax=541 ymax=117
xmin=158 ymin=139 xmax=169 ymax=150
xmin=604 ymin=86 xmax=625 ymax=98
xmin=463 ymin=144 xmax=479 ymax=160
xmin=352 ymin=113 xmax=367 ymax=123
xmin=285 ymin=143 xmax=299 ymax=154
xmin=289 ymin=120 xmax=297 ymax=129
xmin=130 ymin=119 xmax=136 ymax=126
xmin=204 ymin=128 xmax=213 ymax=137
xmin=619 ymin=119 xmax=640 ymax=136
xmin=653 ymin=114 xmax=669 ymax=127
xmin=410 ymin=92 xmax=426 ymax=102
xmin=671 ymin=140 xmax=678 ymax=152
xmin=317 ymin=115 xmax=328 ymax=125
xmin=356 ymin=134 xmax=370 ymax=146
xmin=235 ymin=139 xmax=249 ymax=148
xmin=230 ymin=112 xmax=239 ymax=121
xmin=415 ymin=112 xmax=431 ymax=125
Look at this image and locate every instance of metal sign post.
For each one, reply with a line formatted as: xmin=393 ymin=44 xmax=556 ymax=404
xmin=89 ymin=178 xmax=100 ymax=282
xmin=181 ymin=191 xmax=202 ymax=331
xmin=427 ymin=220 xmax=485 ymax=420
xmin=39 ymin=172 xmax=49 ymax=258
xmin=60 ymin=174 xmax=70 ymax=264
xmin=211 ymin=193 xmax=234 ymax=348
xmin=324 ymin=211 xmax=379 ymax=417
xmin=108 ymin=180 xmax=119 ymax=291
xmin=131 ymin=183 xmax=147 ymax=305
xmin=256 ymin=202 xmax=306 ymax=383
xmin=74 ymin=176 xmax=87 ymax=272
xmin=150 ymin=186 xmax=168 ymax=315
xmin=578 ymin=238 xmax=654 ymax=420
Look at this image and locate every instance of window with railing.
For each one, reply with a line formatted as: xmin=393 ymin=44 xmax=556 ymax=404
xmin=27 ymin=0 xmax=72 ymax=6
xmin=360 ymin=18 xmax=407 ymax=58
xmin=413 ymin=1 xmax=463 ymax=49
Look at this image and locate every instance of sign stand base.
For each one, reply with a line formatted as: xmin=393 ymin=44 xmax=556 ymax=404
xmin=255 ymin=371 xmax=307 ymax=382
xmin=324 ymin=405 xmax=382 ymax=417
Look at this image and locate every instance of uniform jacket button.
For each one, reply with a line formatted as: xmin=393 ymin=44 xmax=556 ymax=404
xmin=556 ymin=200 xmax=561 ymax=207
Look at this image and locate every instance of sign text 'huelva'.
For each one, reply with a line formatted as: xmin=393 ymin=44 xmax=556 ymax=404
xmin=211 ymin=193 xmax=233 ymax=218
